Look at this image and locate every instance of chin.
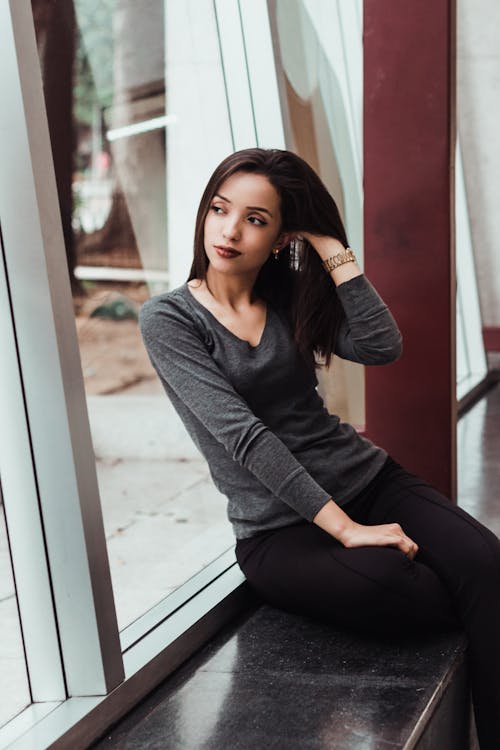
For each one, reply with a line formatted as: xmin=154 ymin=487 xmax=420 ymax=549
xmin=210 ymin=265 xmax=246 ymax=278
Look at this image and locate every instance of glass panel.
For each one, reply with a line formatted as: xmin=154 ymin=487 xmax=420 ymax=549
xmin=456 ymin=0 xmax=489 ymax=399
xmin=266 ymin=0 xmax=365 ymax=428
xmin=0 ymin=484 xmax=30 ymax=727
xmin=456 ymin=281 xmax=469 ymax=388
xmin=455 ymin=139 xmax=488 ymax=400
xmin=33 ymin=0 xmax=235 ymax=632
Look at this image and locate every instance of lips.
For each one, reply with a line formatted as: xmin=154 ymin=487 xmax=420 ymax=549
xmin=214 ymin=245 xmax=241 ymax=258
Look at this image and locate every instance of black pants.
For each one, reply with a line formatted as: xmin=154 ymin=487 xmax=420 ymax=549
xmin=235 ymin=455 xmax=500 ymax=750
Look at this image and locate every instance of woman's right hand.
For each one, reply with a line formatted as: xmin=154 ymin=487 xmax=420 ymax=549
xmin=339 ymin=521 xmax=419 ymax=560
xmin=312 ymin=499 xmax=419 ymax=560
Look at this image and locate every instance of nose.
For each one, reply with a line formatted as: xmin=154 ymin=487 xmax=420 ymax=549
xmin=222 ymin=215 xmax=241 ymax=242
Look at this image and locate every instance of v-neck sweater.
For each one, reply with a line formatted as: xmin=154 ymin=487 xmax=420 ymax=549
xmin=139 ymin=274 xmax=403 ymax=540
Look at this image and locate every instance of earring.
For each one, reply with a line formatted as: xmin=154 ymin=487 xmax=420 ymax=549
xmin=272 ymin=246 xmax=280 ymax=261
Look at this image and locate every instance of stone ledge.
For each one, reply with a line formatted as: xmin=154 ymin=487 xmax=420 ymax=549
xmin=92 ymin=602 xmax=478 ymax=749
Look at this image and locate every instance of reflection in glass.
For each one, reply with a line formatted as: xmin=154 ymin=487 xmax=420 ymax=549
xmin=455 ymin=140 xmax=488 ymax=400
xmin=269 ymin=0 xmax=364 ymax=427
xmin=0 ymin=486 xmax=30 ymax=727
xmin=33 ymin=0 xmax=234 ymax=631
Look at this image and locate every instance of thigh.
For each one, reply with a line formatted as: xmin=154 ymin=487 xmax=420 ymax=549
xmin=354 ymin=461 xmax=500 ymax=599
xmin=236 ymin=521 xmax=458 ymax=635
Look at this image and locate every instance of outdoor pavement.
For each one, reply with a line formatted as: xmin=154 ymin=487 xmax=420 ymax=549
xmin=0 ymin=385 xmax=235 ymax=729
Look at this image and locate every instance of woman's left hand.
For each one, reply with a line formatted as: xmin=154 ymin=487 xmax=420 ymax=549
xmin=296 ymin=232 xmax=346 ymax=260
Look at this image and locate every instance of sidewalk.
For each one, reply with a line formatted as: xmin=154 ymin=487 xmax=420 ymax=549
xmin=88 ymin=389 xmax=234 ymax=631
xmin=0 ymin=386 xmax=234 ymax=729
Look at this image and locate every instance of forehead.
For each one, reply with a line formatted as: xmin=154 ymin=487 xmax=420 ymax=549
xmin=215 ymin=171 xmax=280 ymax=212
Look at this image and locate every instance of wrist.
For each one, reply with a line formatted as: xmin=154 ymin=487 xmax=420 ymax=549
xmin=315 ymin=242 xmax=362 ymax=286
xmin=313 ymin=237 xmax=346 ymax=262
xmin=333 ymin=517 xmax=358 ymax=546
xmin=327 ymin=259 xmax=362 ymax=286
xmin=312 ymin=499 xmax=357 ymax=544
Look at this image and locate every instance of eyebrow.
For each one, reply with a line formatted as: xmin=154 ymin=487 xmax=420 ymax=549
xmin=214 ymin=193 xmax=273 ymax=218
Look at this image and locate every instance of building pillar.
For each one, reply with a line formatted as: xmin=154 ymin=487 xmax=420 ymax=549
xmin=363 ymin=0 xmax=457 ymax=499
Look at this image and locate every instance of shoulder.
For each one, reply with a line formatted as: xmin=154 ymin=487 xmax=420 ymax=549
xmin=140 ymin=284 xmax=186 ymax=314
xmin=139 ymin=284 xmax=212 ymax=348
xmin=140 ymin=285 xmax=194 ymax=333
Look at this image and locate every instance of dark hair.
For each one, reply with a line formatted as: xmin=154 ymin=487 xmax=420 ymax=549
xmin=187 ymin=147 xmax=349 ymax=371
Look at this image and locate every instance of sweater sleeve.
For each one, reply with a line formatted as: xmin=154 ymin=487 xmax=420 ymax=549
xmin=333 ymin=274 xmax=403 ymax=364
xmin=139 ymin=296 xmax=333 ymax=522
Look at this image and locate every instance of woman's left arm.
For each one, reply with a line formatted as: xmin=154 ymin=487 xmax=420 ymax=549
xmin=302 ymin=234 xmax=363 ymax=286
xmin=301 ymin=233 xmax=403 ymax=365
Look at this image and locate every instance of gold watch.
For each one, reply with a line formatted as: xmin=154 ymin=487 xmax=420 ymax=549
xmin=322 ymin=248 xmax=357 ymax=273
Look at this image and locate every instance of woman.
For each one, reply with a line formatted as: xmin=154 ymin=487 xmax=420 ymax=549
xmin=140 ymin=147 xmax=500 ymax=748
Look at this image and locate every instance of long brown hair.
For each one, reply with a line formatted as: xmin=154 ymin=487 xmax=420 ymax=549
xmin=187 ymin=148 xmax=349 ymax=371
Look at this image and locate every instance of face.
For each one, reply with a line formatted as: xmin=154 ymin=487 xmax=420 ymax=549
xmin=203 ymin=171 xmax=288 ymax=277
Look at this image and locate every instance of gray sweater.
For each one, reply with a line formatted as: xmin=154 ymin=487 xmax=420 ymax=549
xmin=139 ymin=274 xmax=402 ymax=539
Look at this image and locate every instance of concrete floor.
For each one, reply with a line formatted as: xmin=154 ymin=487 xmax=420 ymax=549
xmin=458 ymin=381 xmax=500 ymax=537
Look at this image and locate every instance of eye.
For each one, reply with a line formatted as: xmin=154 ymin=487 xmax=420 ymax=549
xmin=248 ymin=216 xmax=267 ymax=226
xmin=209 ymin=204 xmax=224 ymax=214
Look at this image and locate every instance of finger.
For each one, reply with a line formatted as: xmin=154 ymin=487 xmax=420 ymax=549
xmin=402 ymin=538 xmax=419 ymax=560
xmin=392 ymin=534 xmax=418 ymax=559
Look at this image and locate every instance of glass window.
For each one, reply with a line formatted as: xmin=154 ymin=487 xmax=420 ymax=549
xmin=455 ymin=139 xmax=488 ymax=401
xmin=33 ymin=0 xmax=236 ymax=632
xmin=0 ymin=489 xmax=30 ymax=727
xmin=255 ymin=0 xmax=365 ymax=428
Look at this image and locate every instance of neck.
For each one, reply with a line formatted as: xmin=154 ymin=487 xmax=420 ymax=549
xmin=205 ymin=267 xmax=261 ymax=310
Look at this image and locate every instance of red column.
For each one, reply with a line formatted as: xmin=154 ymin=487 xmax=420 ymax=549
xmin=363 ymin=0 xmax=457 ymax=500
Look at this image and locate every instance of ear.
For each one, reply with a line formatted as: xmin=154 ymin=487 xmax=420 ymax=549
xmin=276 ymin=232 xmax=295 ymax=250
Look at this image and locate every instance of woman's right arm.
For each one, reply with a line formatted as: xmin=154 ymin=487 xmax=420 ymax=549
xmin=312 ymin=500 xmax=419 ymax=559
xmin=140 ymin=295 xmax=418 ymax=559
xmin=139 ymin=296 xmax=333 ymax=523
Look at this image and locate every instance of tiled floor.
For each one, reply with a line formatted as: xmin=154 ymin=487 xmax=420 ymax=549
xmin=458 ymin=381 xmax=500 ymax=537
xmin=91 ymin=382 xmax=500 ymax=750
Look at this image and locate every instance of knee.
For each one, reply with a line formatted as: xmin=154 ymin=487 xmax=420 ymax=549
xmin=457 ymin=533 xmax=500 ymax=587
xmin=341 ymin=546 xmax=419 ymax=597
